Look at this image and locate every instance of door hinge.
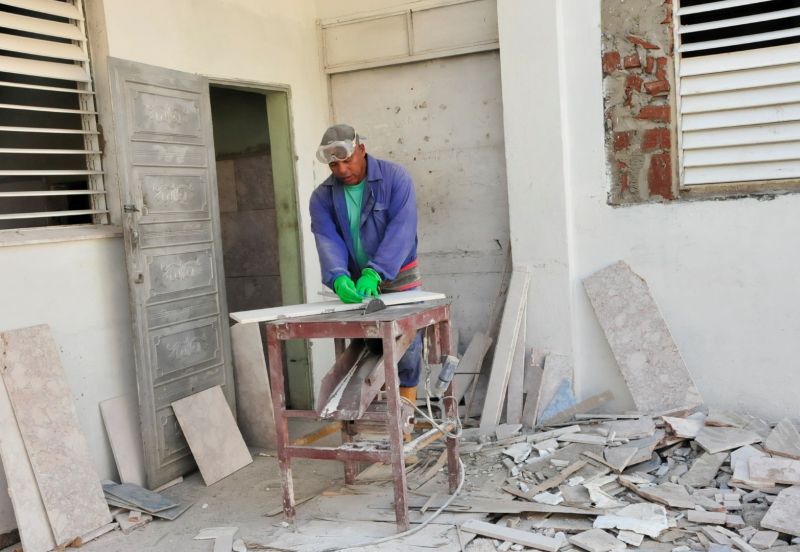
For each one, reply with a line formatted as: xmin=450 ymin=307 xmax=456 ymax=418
xmin=134 ymin=273 xmax=144 ymax=284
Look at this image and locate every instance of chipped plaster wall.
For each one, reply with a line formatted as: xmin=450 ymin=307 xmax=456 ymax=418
xmin=602 ymin=0 xmax=678 ymax=203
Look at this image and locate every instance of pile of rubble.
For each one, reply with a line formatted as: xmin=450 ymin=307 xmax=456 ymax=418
xmin=420 ymin=409 xmax=800 ymax=552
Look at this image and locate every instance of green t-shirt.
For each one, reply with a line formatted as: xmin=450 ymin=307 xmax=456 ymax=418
xmin=343 ymin=179 xmax=369 ymax=269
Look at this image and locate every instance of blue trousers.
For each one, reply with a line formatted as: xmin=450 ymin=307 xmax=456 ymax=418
xmin=364 ymin=330 xmax=423 ymax=387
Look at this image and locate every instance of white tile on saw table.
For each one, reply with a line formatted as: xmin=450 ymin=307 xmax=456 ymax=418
xmin=0 ymin=377 xmax=55 ymax=552
xmin=100 ymin=394 xmax=147 ymax=487
xmin=229 ymin=290 xmax=446 ymax=324
xmin=172 ymin=385 xmax=253 ymax=486
xmin=0 ymin=324 xmax=111 ymax=546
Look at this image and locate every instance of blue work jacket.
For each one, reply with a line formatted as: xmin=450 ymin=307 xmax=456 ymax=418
xmin=310 ymin=154 xmax=418 ymax=289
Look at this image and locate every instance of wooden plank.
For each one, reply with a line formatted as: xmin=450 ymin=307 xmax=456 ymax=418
xmin=230 ymin=290 xmax=447 ymax=323
xmin=0 ymin=376 xmax=56 ymax=552
xmin=99 ymin=394 xmax=147 ymax=487
xmin=230 ymin=323 xmax=276 ymax=450
xmin=505 ymin=305 xmax=526 ymax=425
xmin=460 ymin=519 xmax=562 ymax=552
xmin=0 ymin=325 xmax=111 ymax=546
xmin=480 ymin=268 xmax=530 ymax=428
xmin=171 ymin=386 xmax=253 ymax=486
xmin=583 ymin=261 xmax=703 ymax=413
xmin=521 ymin=351 xmax=545 ymax=428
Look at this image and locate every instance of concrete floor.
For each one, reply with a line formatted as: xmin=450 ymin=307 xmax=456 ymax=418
xmin=3 ymin=420 xmax=475 ymax=552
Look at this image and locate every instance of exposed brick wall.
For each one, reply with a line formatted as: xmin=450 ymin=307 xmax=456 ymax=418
xmin=601 ymin=0 xmax=677 ymax=204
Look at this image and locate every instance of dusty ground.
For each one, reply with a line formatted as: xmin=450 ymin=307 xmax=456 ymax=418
xmin=4 ymin=420 xmax=475 ymax=552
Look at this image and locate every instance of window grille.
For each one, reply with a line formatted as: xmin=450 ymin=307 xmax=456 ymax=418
xmin=0 ymin=0 xmax=107 ymax=230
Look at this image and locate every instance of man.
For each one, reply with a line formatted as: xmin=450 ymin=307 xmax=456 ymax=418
xmin=310 ymin=124 xmax=422 ymax=413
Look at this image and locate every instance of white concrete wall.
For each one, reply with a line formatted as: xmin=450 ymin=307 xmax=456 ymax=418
xmin=498 ymin=0 xmax=800 ymax=421
xmin=0 ymin=237 xmax=134 ymax=530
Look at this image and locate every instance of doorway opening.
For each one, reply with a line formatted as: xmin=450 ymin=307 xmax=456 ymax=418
xmin=208 ymin=84 xmax=311 ymax=409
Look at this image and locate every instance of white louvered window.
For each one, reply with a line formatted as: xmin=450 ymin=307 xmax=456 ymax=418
xmin=0 ymin=0 xmax=106 ymax=230
xmin=676 ymin=0 xmax=800 ymax=186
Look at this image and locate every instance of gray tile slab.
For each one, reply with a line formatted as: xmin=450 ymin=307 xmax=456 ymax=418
xmin=583 ymin=261 xmax=702 ymax=413
xmin=679 ymin=451 xmax=728 ymax=488
xmin=172 ymin=385 xmax=253 ymax=486
xmin=569 ymin=528 xmax=627 ymax=551
xmin=99 ymin=394 xmax=147 ymax=488
xmin=220 ymin=209 xmax=280 ymax=278
xmin=235 ymin=153 xmax=274 ymax=210
xmin=216 ymin=159 xmax=237 ymax=213
xmin=103 ymin=483 xmax=178 ymax=513
xmin=0 ymin=325 xmax=111 ymax=545
xmin=765 ymin=418 xmax=800 ymax=460
xmin=231 ymin=323 xmax=276 ymax=450
xmin=695 ymin=426 xmax=762 ymax=454
xmin=761 ymin=485 xmax=800 ymax=537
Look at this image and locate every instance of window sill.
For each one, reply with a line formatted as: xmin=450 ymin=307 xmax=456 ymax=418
xmin=0 ymin=224 xmax=123 ymax=248
xmin=679 ymin=179 xmax=800 ymax=202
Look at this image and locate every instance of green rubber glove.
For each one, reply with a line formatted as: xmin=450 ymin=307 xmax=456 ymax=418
xmin=355 ymin=267 xmax=381 ymax=298
xmin=333 ymin=275 xmax=363 ymax=304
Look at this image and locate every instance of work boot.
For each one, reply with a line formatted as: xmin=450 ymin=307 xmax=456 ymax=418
xmin=399 ymin=386 xmax=417 ymax=442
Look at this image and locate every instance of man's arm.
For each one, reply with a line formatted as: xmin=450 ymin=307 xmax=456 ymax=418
xmin=367 ymin=166 xmax=418 ymax=281
xmin=310 ymin=189 xmax=350 ymax=289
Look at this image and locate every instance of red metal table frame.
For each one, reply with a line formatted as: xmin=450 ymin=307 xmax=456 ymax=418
xmin=264 ymin=300 xmax=460 ymax=532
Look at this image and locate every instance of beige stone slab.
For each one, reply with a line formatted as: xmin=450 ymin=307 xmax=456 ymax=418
xmin=603 ymin=417 xmax=655 ymax=440
xmin=748 ymin=456 xmax=800 ymax=485
xmin=632 ymin=482 xmax=694 ymax=509
xmin=695 ymin=427 xmax=762 ymax=454
xmin=569 ymin=528 xmax=627 ymax=552
xmin=679 ymin=452 xmax=728 ymax=488
xmin=99 ymin=394 xmax=147 ymax=487
xmin=230 ymin=323 xmax=276 ymax=450
xmin=687 ymin=510 xmax=726 ymax=524
xmin=460 ymin=519 xmax=562 ymax=551
xmin=0 ymin=324 xmax=111 ymax=546
xmin=765 ymin=418 xmax=800 ymax=460
xmin=748 ymin=530 xmax=778 ymax=550
xmin=663 ymin=414 xmax=705 ymax=438
xmin=583 ymin=261 xmax=703 ymax=413
xmin=761 ymin=485 xmax=800 ymax=537
xmin=0 ymin=376 xmax=55 ymax=552
xmin=172 ymin=385 xmax=253 ymax=486
xmin=730 ymin=445 xmax=771 ymax=488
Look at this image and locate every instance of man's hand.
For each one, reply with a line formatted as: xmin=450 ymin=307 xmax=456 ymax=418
xmin=355 ymin=268 xmax=381 ymax=298
xmin=333 ymin=275 xmax=363 ymax=303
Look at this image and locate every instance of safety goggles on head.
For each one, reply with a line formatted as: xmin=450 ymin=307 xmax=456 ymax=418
xmin=316 ymin=138 xmax=357 ymax=164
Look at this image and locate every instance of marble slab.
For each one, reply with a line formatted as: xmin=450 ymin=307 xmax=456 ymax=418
xmin=583 ymin=261 xmax=703 ymax=413
xmin=569 ymin=528 xmax=627 ymax=552
xmin=172 ymin=385 xmax=252 ymax=486
xmin=761 ymin=485 xmax=800 ymax=537
xmin=0 ymin=377 xmax=55 ymax=552
xmin=0 ymin=324 xmax=111 ymax=545
xmin=230 ymin=323 xmax=275 ymax=450
xmin=99 ymin=394 xmax=146 ymax=487
xmin=695 ymin=426 xmax=763 ymax=454
xmin=765 ymin=418 xmax=800 ymax=460
xmin=748 ymin=456 xmax=800 ymax=485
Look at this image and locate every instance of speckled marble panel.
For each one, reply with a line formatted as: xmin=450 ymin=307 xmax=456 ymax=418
xmin=171 ymin=385 xmax=252 ymax=486
xmin=0 ymin=378 xmax=55 ymax=552
xmin=0 ymin=324 xmax=111 ymax=545
xmin=583 ymin=261 xmax=703 ymax=413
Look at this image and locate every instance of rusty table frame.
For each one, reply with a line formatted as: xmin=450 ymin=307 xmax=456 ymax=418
xmin=264 ymin=300 xmax=461 ymax=531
